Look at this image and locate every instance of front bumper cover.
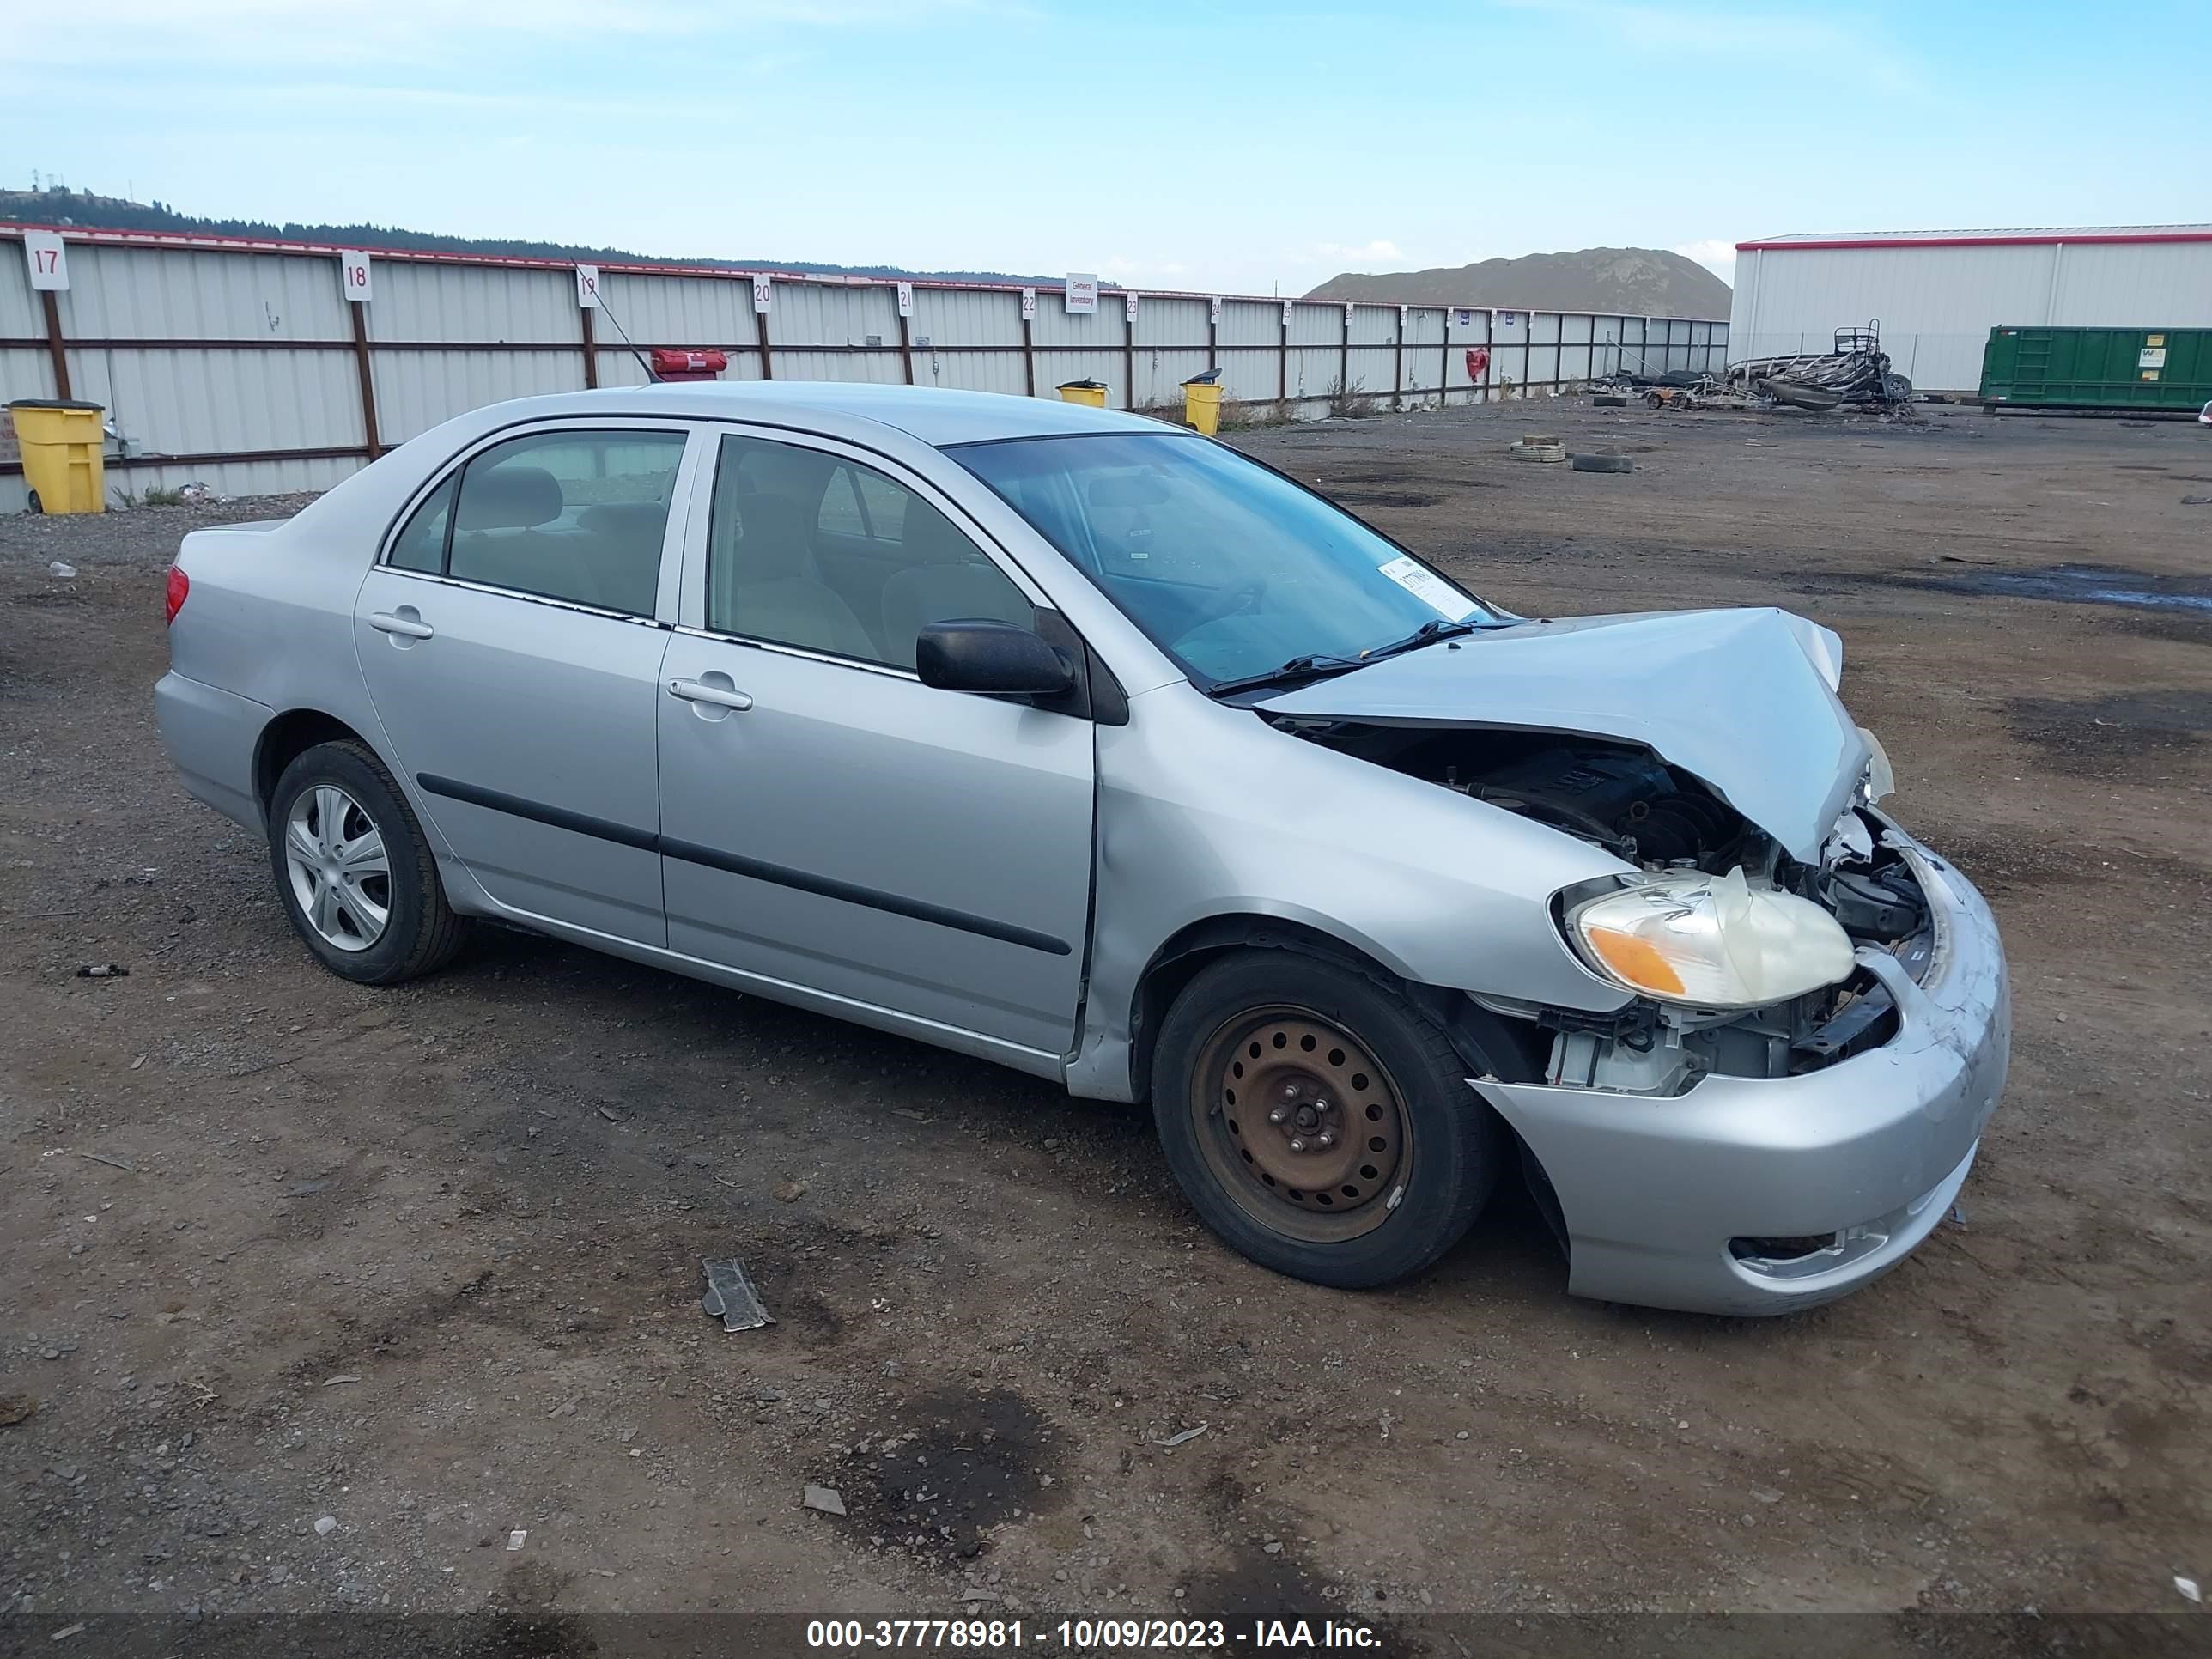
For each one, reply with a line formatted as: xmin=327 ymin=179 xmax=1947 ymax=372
xmin=1471 ymin=829 xmax=2009 ymax=1316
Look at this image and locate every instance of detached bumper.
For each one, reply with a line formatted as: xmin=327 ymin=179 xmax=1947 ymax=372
xmin=1473 ymin=832 xmax=2009 ymax=1316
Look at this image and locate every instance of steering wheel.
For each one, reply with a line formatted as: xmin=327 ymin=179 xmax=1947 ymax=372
xmin=1170 ymin=577 xmax=1269 ymax=645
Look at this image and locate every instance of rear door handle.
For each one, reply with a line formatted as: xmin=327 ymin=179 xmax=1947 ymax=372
xmin=668 ymin=678 xmax=753 ymax=711
xmin=369 ymin=611 xmax=434 ymax=640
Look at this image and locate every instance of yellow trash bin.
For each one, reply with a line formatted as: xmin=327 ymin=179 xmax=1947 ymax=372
xmin=1056 ymin=380 xmax=1109 ymax=409
xmin=9 ymin=399 xmax=106 ymax=515
xmin=1182 ymin=377 xmax=1224 ymax=436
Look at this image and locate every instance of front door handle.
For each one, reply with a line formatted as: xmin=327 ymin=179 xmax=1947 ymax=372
xmin=668 ymin=678 xmax=753 ymax=711
xmin=369 ymin=611 xmax=434 ymax=640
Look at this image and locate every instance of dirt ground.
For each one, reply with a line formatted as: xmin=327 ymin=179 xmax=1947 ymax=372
xmin=3 ymin=398 xmax=2208 ymax=1650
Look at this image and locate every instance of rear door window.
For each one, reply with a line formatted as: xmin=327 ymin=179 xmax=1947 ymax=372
xmin=441 ymin=428 xmax=687 ymax=617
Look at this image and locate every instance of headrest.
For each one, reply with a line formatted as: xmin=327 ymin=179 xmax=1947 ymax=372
xmin=457 ymin=465 xmax=562 ymax=531
xmin=902 ymin=505 xmax=978 ymax=566
xmin=1086 ymin=471 xmax=1170 ymax=510
xmin=736 ymin=493 xmax=811 ymax=578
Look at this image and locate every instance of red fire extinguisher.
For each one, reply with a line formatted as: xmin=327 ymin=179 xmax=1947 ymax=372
xmin=1465 ymin=346 xmax=1490 ymax=380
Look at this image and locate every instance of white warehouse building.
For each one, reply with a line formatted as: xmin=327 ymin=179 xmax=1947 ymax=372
xmin=1729 ymin=225 xmax=2212 ymax=395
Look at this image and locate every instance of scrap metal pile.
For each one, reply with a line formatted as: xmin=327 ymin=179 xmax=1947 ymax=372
xmin=1727 ymin=322 xmax=1914 ymax=412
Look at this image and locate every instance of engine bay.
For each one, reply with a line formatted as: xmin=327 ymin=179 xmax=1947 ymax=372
xmin=1272 ymin=717 xmax=1933 ymax=1091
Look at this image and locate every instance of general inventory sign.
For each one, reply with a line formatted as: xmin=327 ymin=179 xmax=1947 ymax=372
xmin=1064 ymin=274 xmax=1098 ymax=314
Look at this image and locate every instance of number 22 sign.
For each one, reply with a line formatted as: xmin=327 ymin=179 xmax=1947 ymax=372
xmin=337 ymin=252 xmax=373 ymax=303
xmin=24 ymin=230 xmax=68 ymax=292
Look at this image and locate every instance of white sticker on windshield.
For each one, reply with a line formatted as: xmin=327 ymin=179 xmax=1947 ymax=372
xmin=1377 ymin=555 xmax=1471 ymax=620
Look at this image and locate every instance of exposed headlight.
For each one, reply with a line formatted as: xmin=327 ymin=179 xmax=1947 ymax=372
xmin=1858 ymin=726 xmax=1894 ymax=804
xmin=1566 ymin=867 xmax=1856 ymax=1009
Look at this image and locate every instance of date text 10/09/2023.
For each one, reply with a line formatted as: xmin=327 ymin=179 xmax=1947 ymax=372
xmin=805 ymin=1619 xmax=1385 ymax=1650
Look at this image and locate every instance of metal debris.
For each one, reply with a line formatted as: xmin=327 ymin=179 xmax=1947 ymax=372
xmin=701 ymin=1257 xmax=776 ymax=1332
xmin=74 ymin=963 xmax=128 ymax=979
xmin=803 ymin=1484 xmax=847 ymax=1516
xmin=1729 ymin=320 xmax=1914 ymax=411
xmin=507 ymin=1528 xmax=528 ymax=1552
xmin=2178 ymin=1577 xmax=2202 ymax=1604
xmin=1156 ymin=1423 xmax=1211 ymax=1449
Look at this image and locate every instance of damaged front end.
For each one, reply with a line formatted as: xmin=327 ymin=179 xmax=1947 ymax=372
xmin=1263 ymin=708 xmax=2007 ymax=1316
xmin=1265 ymin=714 xmax=1923 ymax=1097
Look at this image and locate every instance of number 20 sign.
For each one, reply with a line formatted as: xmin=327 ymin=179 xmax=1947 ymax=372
xmin=24 ymin=230 xmax=68 ymax=292
xmin=338 ymin=252 xmax=373 ymax=303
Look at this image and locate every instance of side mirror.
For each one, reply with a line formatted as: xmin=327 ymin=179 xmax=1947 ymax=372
xmin=915 ymin=619 xmax=1074 ymax=696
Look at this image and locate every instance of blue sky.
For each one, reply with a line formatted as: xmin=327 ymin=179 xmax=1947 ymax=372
xmin=3 ymin=0 xmax=2205 ymax=295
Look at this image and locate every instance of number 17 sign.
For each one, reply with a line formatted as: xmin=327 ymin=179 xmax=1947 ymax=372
xmin=24 ymin=230 xmax=68 ymax=292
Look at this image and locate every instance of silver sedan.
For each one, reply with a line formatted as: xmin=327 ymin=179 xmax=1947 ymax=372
xmin=155 ymin=383 xmax=2008 ymax=1315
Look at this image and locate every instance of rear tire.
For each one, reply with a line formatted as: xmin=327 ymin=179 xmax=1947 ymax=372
xmin=266 ymin=739 xmax=469 ymax=984
xmin=1152 ymin=952 xmax=1502 ymax=1288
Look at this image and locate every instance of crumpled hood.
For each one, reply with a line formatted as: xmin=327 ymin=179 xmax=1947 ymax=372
xmin=1258 ymin=606 xmax=1869 ymax=863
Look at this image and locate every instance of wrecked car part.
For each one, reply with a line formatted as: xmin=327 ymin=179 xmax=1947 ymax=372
xmin=701 ymin=1258 xmax=776 ymax=1333
xmin=1565 ymin=868 xmax=1856 ymax=1010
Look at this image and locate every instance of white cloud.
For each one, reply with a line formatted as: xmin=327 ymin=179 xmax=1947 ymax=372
xmin=1673 ymin=239 xmax=1736 ymax=283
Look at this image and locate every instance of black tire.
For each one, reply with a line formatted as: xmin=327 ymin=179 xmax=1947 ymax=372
xmin=1152 ymin=951 xmax=1503 ymax=1289
xmin=26 ymin=489 xmax=42 ymax=514
xmin=1571 ymin=453 xmax=1635 ymax=473
xmin=266 ymin=738 xmax=468 ymax=984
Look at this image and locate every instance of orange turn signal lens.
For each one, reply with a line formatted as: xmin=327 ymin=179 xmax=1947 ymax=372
xmin=1583 ymin=926 xmax=1687 ymax=997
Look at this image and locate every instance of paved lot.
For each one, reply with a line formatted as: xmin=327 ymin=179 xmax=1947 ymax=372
xmin=3 ymin=399 xmax=2207 ymax=1646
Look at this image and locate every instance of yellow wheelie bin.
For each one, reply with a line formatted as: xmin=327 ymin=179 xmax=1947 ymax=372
xmin=1182 ymin=370 xmax=1224 ymax=435
xmin=1056 ymin=380 xmax=1109 ymax=408
xmin=9 ymin=399 xmax=106 ymax=514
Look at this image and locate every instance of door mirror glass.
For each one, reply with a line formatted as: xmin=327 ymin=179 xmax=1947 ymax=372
xmin=915 ymin=620 xmax=1073 ymax=696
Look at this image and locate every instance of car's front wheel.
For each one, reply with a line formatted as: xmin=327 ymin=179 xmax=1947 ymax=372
xmin=1151 ymin=951 xmax=1502 ymax=1288
xmin=266 ymin=739 xmax=468 ymax=984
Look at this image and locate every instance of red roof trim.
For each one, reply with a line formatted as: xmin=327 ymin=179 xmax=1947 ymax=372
xmin=1737 ymin=230 xmax=2212 ymax=252
xmin=0 ymin=222 xmax=1723 ymax=318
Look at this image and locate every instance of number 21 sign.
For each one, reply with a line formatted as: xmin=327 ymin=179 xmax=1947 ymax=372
xmin=338 ymin=252 xmax=373 ymax=303
xmin=24 ymin=230 xmax=68 ymax=292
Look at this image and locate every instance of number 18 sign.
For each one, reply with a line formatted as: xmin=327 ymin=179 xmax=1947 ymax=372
xmin=337 ymin=252 xmax=373 ymax=303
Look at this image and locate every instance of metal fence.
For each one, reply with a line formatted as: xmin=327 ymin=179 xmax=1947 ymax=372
xmin=0 ymin=224 xmax=1729 ymax=511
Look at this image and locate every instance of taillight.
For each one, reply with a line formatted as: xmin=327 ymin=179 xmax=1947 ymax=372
xmin=164 ymin=565 xmax=190 ymax=626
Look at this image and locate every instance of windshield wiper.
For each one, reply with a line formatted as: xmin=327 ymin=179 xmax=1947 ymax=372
xmin=1361 ymin=617 xmax=1486 ymax=661
xmin=1205 ymin=653 xmax=1365 ymax=699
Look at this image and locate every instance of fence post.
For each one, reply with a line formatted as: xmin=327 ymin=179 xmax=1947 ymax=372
xmin=1438 ymin=309 xmax=1450 ymax=406
xmin=1021 ymin=310 xmax=1036 ymax=398
xmin=896 ymin=306 xmax=915 ymax=385
xmin=1279 ymin=305 xmax=1290 ymax=402
xmin=1340 ymin=305 xmax=1352 ymax=398
xmin=39 ymin=289 xmax=71 ymax=401
xmin=1393 ymin=308 xmax=1404 ymax=404
xmin=1123 ymin=304 xmax=1136 ymax=410
xmin=349 ymin=301 xmax=380 ymax=459
xmin=580 ymin=306 xmax=599 ymax=390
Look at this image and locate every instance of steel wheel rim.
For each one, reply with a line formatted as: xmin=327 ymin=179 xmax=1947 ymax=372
xmin=1191 ymin=1005 xmax=1411 ymax=1243
xmin=283 ymin=785 xmax=392 ymax=952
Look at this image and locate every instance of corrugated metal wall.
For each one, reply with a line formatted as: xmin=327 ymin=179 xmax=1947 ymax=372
xmin=1729 ymin=236 xmax=2212 ymax=395
xmin=0 ymin=227 xmax=1728 ymax=511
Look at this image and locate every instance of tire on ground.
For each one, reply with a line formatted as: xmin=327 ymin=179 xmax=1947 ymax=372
xmin=266 ymin=738 xmax=470 ymax=985
xmin=1151 ymin=950 xmax=1503 ymax=1289
xmin=1571 ymin=453 xmax=1635 ymax=473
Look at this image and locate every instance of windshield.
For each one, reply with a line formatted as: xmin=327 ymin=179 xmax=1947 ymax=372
xmin=949 ymin=433 xmax=1494 ymax=686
